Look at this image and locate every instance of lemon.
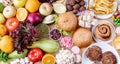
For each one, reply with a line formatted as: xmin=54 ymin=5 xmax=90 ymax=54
xmin=16 ymin=8 xmax=28 ymax=21
xmin=0 ymin=24 xmax=7 ymax=36
xmin=0 ymin=13 xmax=5 ymax=24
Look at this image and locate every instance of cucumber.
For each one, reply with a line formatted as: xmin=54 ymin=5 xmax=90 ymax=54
xmin=8 ymin=49 xmax=28 ymax=59
xmin=28 ymin=39 xmax=59 ymax=53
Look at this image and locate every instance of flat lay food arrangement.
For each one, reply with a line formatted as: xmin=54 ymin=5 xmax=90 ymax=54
xmin=0 ymin=0 xmax=120 ymax=64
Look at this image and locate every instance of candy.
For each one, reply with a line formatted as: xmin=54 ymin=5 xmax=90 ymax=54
xmin=78 ymin=10 xmax=96 ymax=28
xmin=71 ymin=46 xmax=80 ymax=54
xmin=60 ymin=36 xmax=73 ymax=48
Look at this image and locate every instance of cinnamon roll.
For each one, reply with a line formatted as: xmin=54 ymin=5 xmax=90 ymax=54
xmin=94 ymin=24 xmax=112 ymax=41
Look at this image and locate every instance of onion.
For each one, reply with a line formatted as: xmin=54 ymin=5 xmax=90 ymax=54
xmin=26 ymin=13 xmax=42 ymax=24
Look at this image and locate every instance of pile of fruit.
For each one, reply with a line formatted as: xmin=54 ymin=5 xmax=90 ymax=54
xmin=0 ymin=0 xmax=77 ymax=64
xmin=0 ymin=0 xmax=63 ymax=64
xmin=0 ymin=0 xmax=120 ymax=64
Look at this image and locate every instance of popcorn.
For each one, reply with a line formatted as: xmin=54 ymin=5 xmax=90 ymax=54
xmin=55 ymin=48 xmax=75 ymax=64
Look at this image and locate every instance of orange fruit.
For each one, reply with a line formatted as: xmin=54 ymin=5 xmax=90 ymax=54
xmin=42 ymin=54 xmax=55 ymax=64
xmin=0 ymin=35 xmax=14 ymax=53
xmin=25 ymin=0 xmax=41 ymax=13
xmin=0 ymin=24 xmax=7 ymax=36
xmin=16 ymin=8 xmax=28 ymax=21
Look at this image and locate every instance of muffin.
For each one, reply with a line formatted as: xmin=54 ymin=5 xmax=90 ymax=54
xmin=86 ymin=46 xmax=102 ymax=61
xmin=58 ymin=12 xmax=77 ymax=31
xmin=102 ymin=51 xmax=117 ymax=64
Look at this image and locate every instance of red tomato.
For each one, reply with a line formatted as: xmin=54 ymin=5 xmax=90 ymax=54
xmin=28 ymin=48 xmax=43 ymax=62
xmin=6 ymin=18 xmax=19 ymax=32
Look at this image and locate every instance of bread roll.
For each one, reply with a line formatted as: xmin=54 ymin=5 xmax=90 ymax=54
xmin=58 ymin=12 xmax=77 ymax=31
xmin=73 ymin=28 xmax=93 ymax=48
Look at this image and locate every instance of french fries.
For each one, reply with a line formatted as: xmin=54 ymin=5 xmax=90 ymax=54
xmin=89 ymin=0 xmax=115 ymax=14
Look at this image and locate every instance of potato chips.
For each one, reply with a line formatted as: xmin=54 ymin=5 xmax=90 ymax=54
xmin=89 ymin=0 xmax=115 ymax=14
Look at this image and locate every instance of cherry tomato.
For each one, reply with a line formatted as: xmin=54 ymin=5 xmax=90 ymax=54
xmin=6 ymin=18 xmax=19 ymax=32
xmin=28 ymin=48 xmax=43 ymax=62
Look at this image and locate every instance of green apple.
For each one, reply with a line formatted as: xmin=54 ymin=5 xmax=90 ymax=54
xmin=0 ymin=13 xmax=5 ymax=24
xmin=13 ymin=0 xmax=27 ymax=8
xmin=3 ymin=6 xmax=16 ymax=18
xmin=0 ymin=3 xmax=4 ymax=13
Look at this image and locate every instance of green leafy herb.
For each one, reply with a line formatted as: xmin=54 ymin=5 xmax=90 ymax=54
xmin=0 ymin=50 xmax=9 ymax=62
xmin=114 ymin=18 xmax=120 ymax=26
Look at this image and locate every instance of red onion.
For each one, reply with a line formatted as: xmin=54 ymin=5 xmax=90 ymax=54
xmin=26 ymin=13 xmax=42 ymax=24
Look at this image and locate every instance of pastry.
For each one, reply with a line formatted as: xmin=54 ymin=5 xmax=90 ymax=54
xmin=94 ymin=23 xmax=112 ymax=41
xmin=73 ymin=28 xmax=93 ymax=48
xmin=58 ymin=12 xmax=77 ymax=31
xmin=86 ymin=46 xmax=102 ymax=61
xmin=102 ymin=51 xmax=117 ymax=64
xmin=113 ymin=36 xmax=120 ymax=50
